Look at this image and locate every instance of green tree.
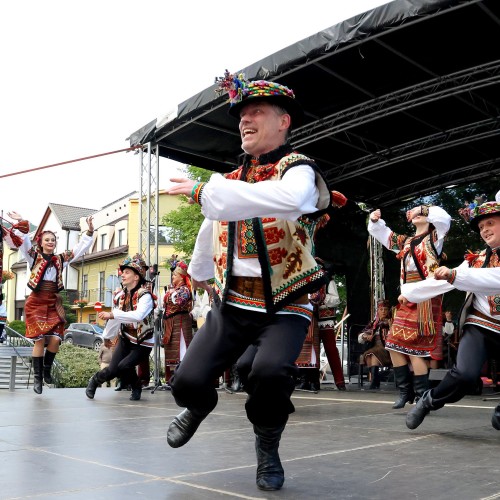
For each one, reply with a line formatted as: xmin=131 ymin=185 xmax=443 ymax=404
xmin=59 ymin=291 xmax=77 ymax=326
xmin=161 ymin=165 xmax=213 ymax=257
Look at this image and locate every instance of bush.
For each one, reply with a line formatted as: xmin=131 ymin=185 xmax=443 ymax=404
xmin=8 ymin=320 xmax=26 ymax=335
xmin=54 ymin=343 xmax=99 ymax=388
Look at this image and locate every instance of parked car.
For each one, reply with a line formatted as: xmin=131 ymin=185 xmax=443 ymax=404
xmin=64 ymin=323 xmax=104 ymax=351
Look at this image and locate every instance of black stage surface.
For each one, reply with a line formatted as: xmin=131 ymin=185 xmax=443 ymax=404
xmin=1 ymin=383 xmax=500 ymax=500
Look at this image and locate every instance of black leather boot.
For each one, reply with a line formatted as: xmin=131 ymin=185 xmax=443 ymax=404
xmin=254 ymin=423 xmax=286 ymax=491
xmin=230 ymin=364 xmax=242 ymax=392
xmin=43 ymin=350 xmax=56 ymax=384
xmin=86 ymin=373 xmax=104 ymax=399
xmin=413 ymin=373 xmax=429 ymax=402
xmin=406 ymin=389 xmax=434 ymax=429
xmin=369 ymin=366 xmax=380 ymax=389
xmin=392 ymin=365 xmax=415 ymax=409
xmin=32 ymin=357 xmax=43 ymax=394
xmin=492 ymin=403 xmax=500 ymax=430
xmin=130 ymin=386 xmax=142 ymax=401
xmin=167 ymin=409 xmax=207 ymax=448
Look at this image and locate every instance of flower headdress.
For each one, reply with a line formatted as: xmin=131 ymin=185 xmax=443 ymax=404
xmin=119 ymin=253 xmax=148 ymax=280
xmin=458 ymin=194 xmax=487 ymax=223
xmin=215 ymin=69 xmax=303 ymax=124
xmin=460 ymin=192 xmax=500 ymax=232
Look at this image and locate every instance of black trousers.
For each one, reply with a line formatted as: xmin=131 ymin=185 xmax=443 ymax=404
xmin=98 ymin=336 xmax=151 ymax=389
xmin=431 ymin=324 xmax=500 ymax=408
xmin=170 ymin=303 xmax=309 ymax=427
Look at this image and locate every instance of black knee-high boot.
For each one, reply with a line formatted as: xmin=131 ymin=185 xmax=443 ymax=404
xmin=43 ymin=350 xmax=57 ymax=384
xmin=85 ymin=372 xmax=105 ymax=399
xmin=369 ymin=366 xmax=380 ymax=389
xmin=392 ymin=365 xmax=415 ymax=409
xmin=413 ymin=373 xmax=429 ymax=401
xmin=254 ymin=423 xmax=286 ymax=491
xmin=32 ymin=357 xmax=43 ymax=394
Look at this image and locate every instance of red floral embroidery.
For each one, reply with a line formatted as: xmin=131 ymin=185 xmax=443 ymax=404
xmin=293 ymin=227 xmax=308 ymax=246
xmin=264 ymin=227 xmax=286 ymax=245
xmin=268 ymin=248 xmax=288 ymax=266
xmin=219 ymin=231 xmax=228 ymax=247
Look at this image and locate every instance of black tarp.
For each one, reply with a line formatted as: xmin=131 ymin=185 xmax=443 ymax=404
xmin=128 ymin=0 xmax=500 ymax=208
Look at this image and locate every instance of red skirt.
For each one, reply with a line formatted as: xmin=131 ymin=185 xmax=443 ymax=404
xmin=386 ymin=295 xmax=443 ymax=360
xmin=163 ymin=313 xmax=193 ymax=365
xmin=25 ymin=282 xmax=66 ymax=339
xmin=295 ymin=314 xmax=320 ymax=368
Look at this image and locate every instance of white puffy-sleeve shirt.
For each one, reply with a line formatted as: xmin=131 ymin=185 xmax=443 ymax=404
xmin=368 ymin=206 xmax=451 ymax=273
xmin=188 ymin=164 xmax=320 ymax=281
xmin=17 ymin=232 xmax=93 ymax=282
xmin=401 ymin=260 xmax=500 ymax=320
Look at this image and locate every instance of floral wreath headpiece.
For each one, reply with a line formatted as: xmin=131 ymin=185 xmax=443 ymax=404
xmin=458 ymin=192 xmax=500 ymax=232
xmin=215 ymin=69 xmax=303 ymax=124
xmin=119 ymin=253 xmax=148 ymax=279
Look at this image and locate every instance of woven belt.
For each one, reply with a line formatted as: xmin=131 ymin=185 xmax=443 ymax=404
xmin=230 ymin=276 xmax=266 ymax=299
xmin=471 ymin=308 xmax=500 ymax=326
xmin=229 ymin=276 xmax=309 ymax=304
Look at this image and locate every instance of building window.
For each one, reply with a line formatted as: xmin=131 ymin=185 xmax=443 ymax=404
xmin=82 ymin=274 xmax=88 ymax=298
xmin=118 ymin=228 xmax=125 ymax=246
xmin=99 ymin=272 xmax=105 ymax=302
xmin=100 ymin=233 xmax=107 ymax=251
xmin=154 ymin=225 xmax=173 ymax=245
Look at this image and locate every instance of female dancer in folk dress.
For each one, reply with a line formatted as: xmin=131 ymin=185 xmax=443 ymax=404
xmin=163 ymin=261 xmax=194 ymax=385
xmin=7 ymin=211 xmax=94 ymax=394
xmin=368 ymin=204 xmax=451 ymax=408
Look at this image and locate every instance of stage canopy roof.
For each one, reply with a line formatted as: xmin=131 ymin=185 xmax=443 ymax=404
xmin=129 ymin=0 xmax=500 ymax=208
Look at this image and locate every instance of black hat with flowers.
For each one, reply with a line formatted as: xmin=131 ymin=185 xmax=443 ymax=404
xmin=215 ymin=70 xmax=303 ymax=126
xmin=119 ymin=253 xmax=148 ymax=282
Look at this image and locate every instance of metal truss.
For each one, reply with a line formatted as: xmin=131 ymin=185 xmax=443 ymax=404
xmin=292 ymin=59 xmax=500 ymax=150
xmin=138 ymin=143 xmax=159 ymax=271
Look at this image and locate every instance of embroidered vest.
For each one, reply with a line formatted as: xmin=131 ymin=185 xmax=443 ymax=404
xmin=213 ymin=146 xmax=331 ymax=313
xmin=27 ymin=251 xmax=70 ymax=292
xmin=389 ymin=230 xmax=442 ymax=284
xmin=118 ymin=287 xmax=155 ymax=343
xmin=466 ymin=248 xmax=500 ymax=319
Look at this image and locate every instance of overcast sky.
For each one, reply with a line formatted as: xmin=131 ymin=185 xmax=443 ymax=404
xmin=0 ymin=0 xmax=388 ymax=225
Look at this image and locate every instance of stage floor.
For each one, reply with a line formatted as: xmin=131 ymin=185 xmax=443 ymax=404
xmin=1 ymin=382 xmax=500 ymax=499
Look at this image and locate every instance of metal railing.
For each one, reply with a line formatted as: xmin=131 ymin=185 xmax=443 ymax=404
xmin=1 ymin=326 xmax=61 ymax=388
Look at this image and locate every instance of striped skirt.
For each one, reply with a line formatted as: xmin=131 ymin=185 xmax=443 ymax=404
xmin=163 ymin=313 xmax=193 ymax=365
xmin=386 ymin=273 xmax=443 ymax=359
xmin=295 ymin=313 xmax=320 ymax=368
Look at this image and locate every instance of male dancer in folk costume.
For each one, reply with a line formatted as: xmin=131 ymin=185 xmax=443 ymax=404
xmin=368 ymin=204 xmax=451 ymax=408
xmin=401 ymin=192 xmax=500 ymax=430
xmin=86 ymin=254 xmax=156 ymax=401
xmin=5 ymin=211 xmax=94 ymax=394
xmin=164 ymin=71 xmax=333 ymax=491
